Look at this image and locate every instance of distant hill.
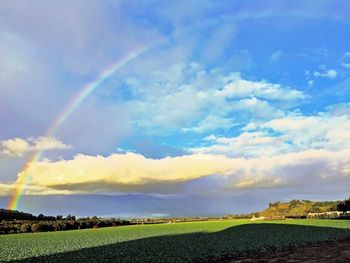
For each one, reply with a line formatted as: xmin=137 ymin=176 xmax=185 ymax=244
xmin=257 ymin=199 xmax=339 ymax=217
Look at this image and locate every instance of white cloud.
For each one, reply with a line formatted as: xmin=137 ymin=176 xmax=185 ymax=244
xmin=215 ymin=73 xmax=305 ymax=100
xmin=30 ymin=136 xmax=71 ymax=151
xmin=339 ymin=52 xmax=350 ymax=68
xmin=340 ymin=51 xmax=350 ymax=60
xmin=3 ymin=148 xmax=349 ymax=195
xmin=229 ymin=97 xmax=285 ymax=119
xmin=233 ymin=177 xmax=284 ymax=189
xmin=313 ymin=69 xmax=338 ymax=79
xmin=126 ymin=64 xmax=304 ymax=134
xmin=0 ymin=183 xmax=13 ymax=196
xmin=262 ymin=114 xmax=350 ymax=151
xmin=0 ymin=182 xmax=74 ymax=196
xmin=12 ymin=153 xmax=241 ymax=194
xmin=191 ymin=132 xmax=290 ymax=157
xmin=182 ymin=115 xmax=234 ymax=133
xmin=270 ymin=51 xmax=283 ymax=61
xmin=341 ymin=63 xmax=350 ymax=69
xmin=1 ymin=137 xmax=70 ymax=157
xmin=190 ymin=107 xmax=350 ymax=158
xmin=1 ymin=138 xmax=30 ymax=157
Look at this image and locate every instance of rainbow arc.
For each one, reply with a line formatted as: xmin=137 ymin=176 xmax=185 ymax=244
xmin=8 ymin=47 xmax=149 ymax=210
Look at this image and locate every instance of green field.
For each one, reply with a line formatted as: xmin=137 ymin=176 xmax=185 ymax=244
xmin=1 ymin=219 xmax=350 ymax=262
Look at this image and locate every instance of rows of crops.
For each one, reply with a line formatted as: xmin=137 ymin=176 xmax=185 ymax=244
xmin=1 ymin=219 xmax=350 ymax=262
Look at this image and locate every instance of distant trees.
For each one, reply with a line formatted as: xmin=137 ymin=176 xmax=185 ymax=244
xmin=337 ymin=198 xmax=350 ymax=213
xmin=0 ymin=208 xmax=133 ymax=235
xmin=0 ymin=209 xmax=36 ymax=221
xmin=290 ymin=199 xmax=302 ymax=206
xmin=66 ymin=214 xmax=76 ymax=221
xmin=0 ymin=209 xmax=59 ymax=222
xmin=268 ymin=201 xmax=281 ymax=208
xmin=0 ymin=218 xmax=132 ymax=235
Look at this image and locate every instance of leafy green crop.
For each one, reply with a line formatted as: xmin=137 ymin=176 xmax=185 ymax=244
xmin=1 ymin=219 xmax=350 ymax=262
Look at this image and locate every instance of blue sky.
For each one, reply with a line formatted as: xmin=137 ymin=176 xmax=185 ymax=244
xmin=1 ymin=0 xmax=350 ymax=216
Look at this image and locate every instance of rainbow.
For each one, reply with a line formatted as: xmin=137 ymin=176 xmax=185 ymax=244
xmin=7 ymin=46 xmax=149 ymax=210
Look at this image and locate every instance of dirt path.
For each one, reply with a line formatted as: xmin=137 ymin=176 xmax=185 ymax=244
xmin=221 ymin=239 xmax=350 ymax=263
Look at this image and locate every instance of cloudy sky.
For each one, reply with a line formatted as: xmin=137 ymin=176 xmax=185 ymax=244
xmin=1 ymin=0 xmax=350 ymax=217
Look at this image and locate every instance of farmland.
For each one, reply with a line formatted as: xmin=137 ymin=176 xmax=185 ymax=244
xmin=1 ymin=219 xmax=350 ymax=262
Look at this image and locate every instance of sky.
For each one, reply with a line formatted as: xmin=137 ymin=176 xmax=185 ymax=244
xmin=1 ymin=0 xmax=350 ymax=217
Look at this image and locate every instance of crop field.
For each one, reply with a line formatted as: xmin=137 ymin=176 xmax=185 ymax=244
xmin=1 ymin=219 xmax=350 ymax=262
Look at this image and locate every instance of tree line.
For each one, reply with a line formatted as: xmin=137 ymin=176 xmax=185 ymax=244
xmin=0 ymin=209 xmax=132 ymax=235
xmin=337 ymin=198 xmax=350 ymax=213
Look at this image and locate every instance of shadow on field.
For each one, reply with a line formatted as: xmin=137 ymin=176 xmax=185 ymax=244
xmin=10 ymin=223 xmax=350 ymax=263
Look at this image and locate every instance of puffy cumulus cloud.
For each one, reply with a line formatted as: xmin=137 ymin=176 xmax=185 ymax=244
xmin=262 ymin=114 xmax=350 ymax=151
xmin=192 ymin=107 xmax=350 ymax=158
xmin=5 ymin=149 xmax=350 ymax=195
xmin=229 ymin=97 xmax=285 ymax=120
xmin=313 ymin=69 xmax=338 ymax=79
xmin=227 ymin=149 xmax=350 ymax=191
xmin=215 ymin=73 xmax=305 ymax=101
xmin=30 ymin=136 xmax=71 ymax=151
xmin=190 ymin=132 xmax=290 ymax=157
xmin=20 ymin=153 xmax=238 ymax=190
xmin=1 ymin=138 xmax=30 ymax=157
xmin=1 ymin=137 xmax=70 ymax=157
xmin=124 ymin=62 xmax=304 ymax=134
